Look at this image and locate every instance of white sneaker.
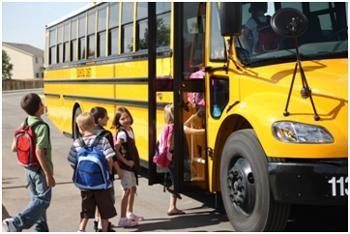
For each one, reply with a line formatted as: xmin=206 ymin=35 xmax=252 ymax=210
xmin=3 ymin=218 xmax=17 ymax=232
xmin=127 ymin=212 xmax=144 ymax=222
xmin=118 ymin=218 xmax=137 ymax=228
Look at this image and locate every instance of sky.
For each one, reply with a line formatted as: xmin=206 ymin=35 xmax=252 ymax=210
xmin=2 ymin=2 xmax=88 ymax=50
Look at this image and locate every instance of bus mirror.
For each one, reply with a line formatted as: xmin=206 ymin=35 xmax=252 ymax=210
xmin=220 ymin=3 xmax=242 ymax=37
xmin=271 ymin=8 xmax=308 ymax=38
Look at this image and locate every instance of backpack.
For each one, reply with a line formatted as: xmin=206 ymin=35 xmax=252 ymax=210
xmin=254 ymin=16 xmax=278 ymax=53
xmin=14 ymin=118 xmax=50 ymax=168
xmin=153 ymin=124 xmax=174 ymax=168
xmin=73 ymin=136 xmax=111 ymax=190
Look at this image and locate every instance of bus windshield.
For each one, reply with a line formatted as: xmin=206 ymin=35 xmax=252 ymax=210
xmin=235 ymin=2 xmax=348 ymax=66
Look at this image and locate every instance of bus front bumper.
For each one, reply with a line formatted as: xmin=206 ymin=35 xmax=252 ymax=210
xmin=268 ymin=159 xmax=348 ymax=205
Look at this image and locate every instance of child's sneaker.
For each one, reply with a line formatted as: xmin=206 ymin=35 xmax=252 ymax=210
xmin=118 ymin=218 xmax=137 ymax=228
xmin=127 ymin=212 xmax=144 ymax=222
xmin=3 ymin=218 xmax=17 ymax=232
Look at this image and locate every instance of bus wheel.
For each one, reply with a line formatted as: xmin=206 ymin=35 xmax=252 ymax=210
xmin=73 ymin=106 xmax=82 ymax=139
xmin=220 ymin=129 xmax=290 ymax=231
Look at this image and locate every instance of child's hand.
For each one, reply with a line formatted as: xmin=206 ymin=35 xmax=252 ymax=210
xmin=46 ymin=174 xmax=56 ymax=187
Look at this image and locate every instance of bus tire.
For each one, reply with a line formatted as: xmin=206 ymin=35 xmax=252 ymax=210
xmin=220 ymin=129 xmax=290 ymax=231
xmin=73 ymin=106 xmax=82 ymax=139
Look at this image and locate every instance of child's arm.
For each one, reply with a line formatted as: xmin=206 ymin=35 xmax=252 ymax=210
xmin=36 ymin=147 xmax=56 ymax=187
xmin=114 ymin=138 xmax=135 ymax=168
xmin=11 ymin=137 xmax=17 ymax=152
xmin=183 ymin=112 xmax=205 ymax=135
xmin=113 ymin=161 xmax=123 ymax=179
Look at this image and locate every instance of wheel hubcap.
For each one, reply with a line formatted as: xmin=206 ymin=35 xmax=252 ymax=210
xmin=227 ymin=157 xmax=256 ymax=216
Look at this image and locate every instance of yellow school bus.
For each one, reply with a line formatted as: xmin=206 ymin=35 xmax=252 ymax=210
xmin=44 ymin=2 xmax=348 ymax=231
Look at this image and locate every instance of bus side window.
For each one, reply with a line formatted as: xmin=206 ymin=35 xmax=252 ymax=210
xmin=108 ymin=3 xmax=119 ymax=56
xmin=210 ymin=78 xmax=229 ymax=118
xmin=121 ymin=2 xmax=134 ymax=53
xmin=156 ymin=2 xmax=171 ymax=48
xmin=49 ymin=28 xmax=56 ymax=65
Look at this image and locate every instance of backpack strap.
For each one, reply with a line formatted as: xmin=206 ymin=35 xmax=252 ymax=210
xmin=77 ymin=137 xmax=87 ymax=148
xmin=26 ymin=118 xmax=51 ymax=141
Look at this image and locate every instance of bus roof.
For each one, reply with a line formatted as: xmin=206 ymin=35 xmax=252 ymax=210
xmin=45 ymin=2 xmax=103 ymax=29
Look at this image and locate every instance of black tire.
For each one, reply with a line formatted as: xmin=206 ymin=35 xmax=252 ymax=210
xmin=220 ymin=129 xmax=290 ymax=231
xmin=73 ymin=106 xmax=82 ymax=139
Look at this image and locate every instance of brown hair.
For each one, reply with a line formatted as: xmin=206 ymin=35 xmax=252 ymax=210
xmin=20 ymin=93 xmax=42 ymax=116
xmin=112 ymin=107 xmax=133 ymax=129
xmin=90 ymin=106 xmax=107 ymax=124
xmin=76 ymin=112 xmax=96 ymax=132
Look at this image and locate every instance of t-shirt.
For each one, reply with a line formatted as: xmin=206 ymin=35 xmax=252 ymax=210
xmin=116 ymin=128 xmax=134 ymax=143
xmin=67 ymin=135 xmax=115 ymax=168
xmin=27 ymin=116 xmax=53 ymax=173
xmin=245 ymin=16 xmax=268 ymax=53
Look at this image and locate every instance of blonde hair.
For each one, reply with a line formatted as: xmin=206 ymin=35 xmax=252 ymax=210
xmin=76 ymin=112 xmax=96 ymax=132
xmin=164 ymin=104 xmax=174 ymax=124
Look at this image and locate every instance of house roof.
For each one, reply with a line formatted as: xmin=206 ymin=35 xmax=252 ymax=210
xmin=3 ymin=42 xmax=43 ymax=57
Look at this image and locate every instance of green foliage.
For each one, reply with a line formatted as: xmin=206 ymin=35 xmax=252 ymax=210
xmin=2 ymin=50 xmax=13 ymax=80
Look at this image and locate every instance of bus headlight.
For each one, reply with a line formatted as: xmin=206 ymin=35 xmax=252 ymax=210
xmin=272 ymin=121 xmax=334 ymax=143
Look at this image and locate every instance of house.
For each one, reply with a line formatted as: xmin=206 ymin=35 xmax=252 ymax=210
xmin=2 ymin=42 xmax=44 ymax=80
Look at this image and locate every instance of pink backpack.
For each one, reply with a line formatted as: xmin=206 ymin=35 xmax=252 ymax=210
xmin=153 ymin=124 xmax=173 ymax=168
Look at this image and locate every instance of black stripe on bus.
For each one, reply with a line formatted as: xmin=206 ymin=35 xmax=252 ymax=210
xmin=44 ymin=78 xmax=149 ymax=84
xmin=44 ymin=93 xmax=60 ymax=98
xmin=61 ymin=94 xmax=168 ymax=110
xmin=46 ymin=47 xmax=172 ymax=71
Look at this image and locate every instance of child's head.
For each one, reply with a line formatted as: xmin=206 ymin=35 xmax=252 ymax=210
xmin=76 ymin=112 xmax=96 ymax=134
xmin=164 ymin=104 xmax=174 ymax=124
xmin=90 ymin=106 xmax=108 ymax=127
xmin=20 ymin=93 xmax=44 ymax=116
xmin=112 ymin=107 xmax=133 ymax=129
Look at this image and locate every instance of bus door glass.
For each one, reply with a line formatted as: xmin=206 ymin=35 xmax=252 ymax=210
xmin=181 ymin=2 xmax=208 ymax=188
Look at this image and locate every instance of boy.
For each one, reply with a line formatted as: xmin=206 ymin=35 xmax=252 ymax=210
xmin=67 ymin=112 xmax=116 ymax=232
xmin=3 ymin=93 xmax=55 ymax=232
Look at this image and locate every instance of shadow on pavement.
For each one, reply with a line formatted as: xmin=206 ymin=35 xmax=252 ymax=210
xmin=2 ymin=205 xmax=10 ymax=220
xmin=133 ymin=210 xmax=231 ymax=232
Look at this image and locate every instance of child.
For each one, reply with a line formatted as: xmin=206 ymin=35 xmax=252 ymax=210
xmin=160 ymin=104 xmax=185 ymax=216
xmin=3 ymin=93 xmax=55 ymax=232
xmin=112 ymin=107 xmax=143 ymax=227
xmin=90 ymin=106 xmax=122 ymax=232
xmin=67 ymin=112 xmax=116 ymax=232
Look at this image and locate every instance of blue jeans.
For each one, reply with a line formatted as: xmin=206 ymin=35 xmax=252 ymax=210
xmin=12 ymin=168 xmax=52 ymax=232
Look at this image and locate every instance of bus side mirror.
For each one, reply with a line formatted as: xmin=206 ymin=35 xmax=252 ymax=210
xmin=220 ymin=3 xmax=242 ymax=37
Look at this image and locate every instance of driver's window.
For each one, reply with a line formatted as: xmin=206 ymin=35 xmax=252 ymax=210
xmin=237 ymin=2 xmax=277 ymax=55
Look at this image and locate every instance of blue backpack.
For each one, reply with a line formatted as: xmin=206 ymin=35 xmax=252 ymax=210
xmin=73 ymin=136 xmax=111 ymax=190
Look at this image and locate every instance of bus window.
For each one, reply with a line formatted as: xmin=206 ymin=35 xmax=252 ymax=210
xmin=87 ymin=10 xmax=96 ymax=58
xmin=57 ymin=25 xmax=63 ymax=63
xmin=49 ymin=28 xmax=56 ymax=65
xmin=78 ymin=14 xmax=86 ymax=60
xmin=182 ymin=2 xmax=206 ymax=76
xmin=136 ymin=2 xmax=148 ymax=51
xmin=236 ymin=2 xmax=347 ymax=66
xmin=108 ymin=3 xmax=119 ymax=56
xmin=63 ymin=22 xmax=69 ymax=62
xmin=97 ymin=6 xmax=106 ymax=57
xmin=156 ymin=3 xmax=171 ymax=48
xmin=121 ymin=2 xmax=134 ymax=53
xmin=210 ymin=3 xmax=226 ymax=61
xmin=71 ymin=18 xmax=78 ymax=61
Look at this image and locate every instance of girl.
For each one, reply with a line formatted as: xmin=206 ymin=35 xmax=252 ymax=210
xmin=160 ymin=104 xmax=185 ymax=216
xmin=112 ymin=107 xmax=143 ymax=227
xmin=90 ymin=106 xmax=122 ymax=231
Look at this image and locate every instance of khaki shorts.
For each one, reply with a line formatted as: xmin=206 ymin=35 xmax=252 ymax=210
xmin=120 ymin=169 xmax=136 ymax=190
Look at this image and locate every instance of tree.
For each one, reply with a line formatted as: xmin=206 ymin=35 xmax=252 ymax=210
xmin=2 ymin=50 xmax=13 ymax=80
